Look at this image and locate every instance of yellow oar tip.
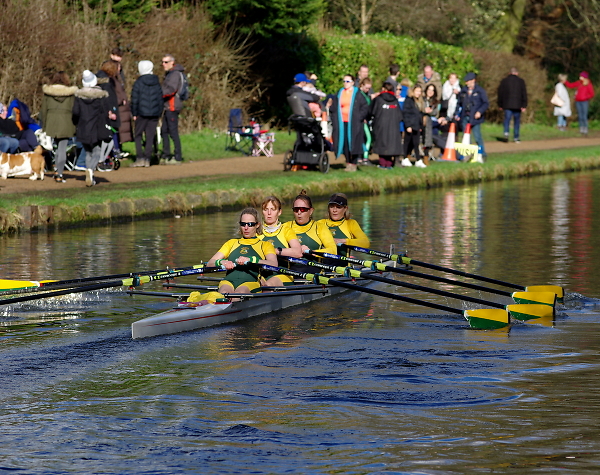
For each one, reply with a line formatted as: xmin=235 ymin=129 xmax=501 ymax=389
xmin=507 ymin=304 xmax=555 ymax=321
xmin=525 ymin=285 xmax=564 ymax=300
xmin=512 ymin=291 xmax=556 ymax=307
xmin=464 ymin=309 xmax=510 ymax=330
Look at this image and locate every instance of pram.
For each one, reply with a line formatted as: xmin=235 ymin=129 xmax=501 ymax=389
xmin=284 ymin=115 xmax=330 ymax=173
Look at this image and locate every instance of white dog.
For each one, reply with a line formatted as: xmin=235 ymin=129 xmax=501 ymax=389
xmin=0 ymin=145 xmax=46 ymax=180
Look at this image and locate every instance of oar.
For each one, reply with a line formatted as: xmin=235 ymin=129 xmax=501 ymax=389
xmin=258 ymin=264 xmax=510 ymax=330
xmin=0 ymin=267 xmax=223 ymax=306
xmin=344 ymin=245 xmax=564 ymax=300
xmin=287 ymin=257 xmax=554 ymax=322
xmin=309 ymin=251 xmax=556 ymax=311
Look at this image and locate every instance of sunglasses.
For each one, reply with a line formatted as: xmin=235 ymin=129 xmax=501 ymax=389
xmin=292 ymin=207 xmax=311 ymax=213
xmin=239 ymin=221 xmax=257 ymax=227
xmin=162 ymin=60 xmax=172 ymax=64
xmin=343 ymin=80 xmax=353 ymax=83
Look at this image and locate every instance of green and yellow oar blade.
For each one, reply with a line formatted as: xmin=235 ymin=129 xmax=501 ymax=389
xmin=0 ymin=279 xmax=41 ymax=291
xmin=464 ymin=309 xmax=510 ymax=330
xmin=524 ymin=285 xmax=564 ymax=301
xmin=507 ymin=303 xmax=555 ymax=321
xmin=512 ymin=291 xmax=556 ymax=307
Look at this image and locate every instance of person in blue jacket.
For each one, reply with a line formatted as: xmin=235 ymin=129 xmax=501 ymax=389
xmin=455 ymin=72 xmax=489 ymax=158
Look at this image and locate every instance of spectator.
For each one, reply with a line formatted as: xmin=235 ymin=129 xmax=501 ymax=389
xmin=161 ymin=53 xmax=186 ymax=164
xmin=565 ymin=72 xmax=594 ymax=135
xmin=442 ymin=73 xmax=460 ymax=119
xmin=130 ymin=60 xmax=163 ymax=167
xmin=416 ymin=65 xmax=442 ymax=100
xmin=402 ymin=85 xmax=426 ymax=168
xmin=0 ymin=135 xmax=18 ymax=154
xmin=385 ymin=64 xmax=400 ymax=92
xmin=331 ymin=74 xmax=369 ymax=172
xmin=355 ymin=64 xmax=374 ymax=96
xmin=553 ymin=74 xmax=571 ymax=131
xmin=96 ymin=60 xmax=122 ymax=166
xmin=497 ymin=67 xmax=528 ymax=143
xmin=397 ymin=78 xmax=411 ymax=133
xmin=72 ymin=70 xmax=116 ymax=187
xmin=422 ymin=83 xmax=442 ymax=160
xmin=0 ymin=103 xmax=38 ymax=152
xmin=456 ymin=72 xmax=489 ymax=159
xmin=40 ymin=71 xmax=78 ymax=183
xmin=110 ymin=47 xmax=126 ymax=87
xmin=370 ymin=82 xmax=403 ymax=169
xmin=359 ymin=77 xmax=374 ymax=165
xmin=286 ymin=73 xmax=321 ymax=118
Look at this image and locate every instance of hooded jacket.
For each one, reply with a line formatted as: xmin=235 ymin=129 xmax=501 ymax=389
xmin=41 ymin=84 xmax=78 ymax=139
xmin=131 ymin=74 xmax=163 ymax=118
xmin=72 ymin=87 xmax=111 ymax=146
xmin=369 ymin=91 xmax=403 ymax=156
xmin=162 ymin=64 xmax=186 ymax=112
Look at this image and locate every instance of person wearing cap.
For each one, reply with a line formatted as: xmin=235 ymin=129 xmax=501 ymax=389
xmin=456 ymin=72 xmax=489 ymax=159
xmin=72 ymin=70 xmax=117 ymax=187
xmin=40 ymin=71 xmax=78 ymax=183
xmin=130 ymin=60 xmax=163 ymax=167
xmin=565 ymin=72 xmax=594 ymax=135
xmin=286 ymin=73 xmax=321 ymax=117
xmin=318 ymin=193 xmax=370 ymax=257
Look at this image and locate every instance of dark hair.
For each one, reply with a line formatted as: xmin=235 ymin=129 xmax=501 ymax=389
xmin=111 ymin=47 xmax=123 ymax=57
xmin=293 ymin=189 xmax=313 ymax=208
xmin=389 ymin=64 xmax=399 ymax=75
xmin=382 ymin=82 xmax=395 ymax=92
xmin=51 ymin=71 xmax=71 ymax=86
xmin=262 ymin=196 xmax=282 ymax=210
xmin=343 ymin=74 xmax=355 ymax=82
xmin=424 ymin=83 xmax=439 ymax=106
xmin=238 ymin=207 xmax=262 ymax=234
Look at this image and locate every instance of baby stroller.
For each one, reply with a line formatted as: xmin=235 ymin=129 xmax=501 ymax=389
xmin=284 ymin=114 xmax=329 ymax=173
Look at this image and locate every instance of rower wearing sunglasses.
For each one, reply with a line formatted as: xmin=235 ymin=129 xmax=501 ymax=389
xmin=207 ymin=207 xmax=278 ymax=294
xmin=284 ymin=191 xmax=337 ymax=273
xmin=319 ymin=192 xmax=370 ymax=257
xmin=257 ymin=196 xmax=303 ymax=287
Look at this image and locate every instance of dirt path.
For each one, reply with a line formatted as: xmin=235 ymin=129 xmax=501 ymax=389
xmin=2 ymin=136 xmax=600 ymax=194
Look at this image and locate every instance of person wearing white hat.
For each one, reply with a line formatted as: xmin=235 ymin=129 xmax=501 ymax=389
xmin=72 ymin=70 xmax=117 ymax=186
xmin=130 ymin=60 xmax=163 ymax=167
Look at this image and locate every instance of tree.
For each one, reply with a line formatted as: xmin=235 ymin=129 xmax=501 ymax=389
xmin=206 ymin=0 xmax=325 ymax=37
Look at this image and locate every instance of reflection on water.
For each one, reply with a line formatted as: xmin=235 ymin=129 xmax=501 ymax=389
xmin=1 ymin=171 xmax=600 ymax=473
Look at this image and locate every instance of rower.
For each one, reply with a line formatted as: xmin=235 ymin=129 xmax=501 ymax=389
xmin=285 ymin=190 xmax=337 ymax=273
xmin=207 ymin=207 xmax=278 ymax=294
xmin=257 ymin=196 xmax=303 ymax=287
xmin=318 ymin=192 xmax=370 ymax=257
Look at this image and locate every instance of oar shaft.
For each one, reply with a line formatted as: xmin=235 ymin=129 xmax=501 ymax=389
xmin=292 ymin=256 xmax=505 ymax=309
xmin=347 ymin=245 xmax=527 ymax=291
xmin=259 ymin=264 xmax=464 ymax=315
xmin=316 ymin=252 xmax=512 ymax=297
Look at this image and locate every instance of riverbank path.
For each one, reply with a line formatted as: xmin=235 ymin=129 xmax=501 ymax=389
xmin=2 ymin=135 xmax=600 ymax=194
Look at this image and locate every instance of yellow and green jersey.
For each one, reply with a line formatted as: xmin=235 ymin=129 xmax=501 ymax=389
xmin=257 ymin=221 xmax=298 ymax=249
xmin=217 ymin=237 xmax=276 ymax=288
xmin=288 ymin=220 xmax=337 ymax=254
xmin=318 ymin=218 xmax=370 ymax=248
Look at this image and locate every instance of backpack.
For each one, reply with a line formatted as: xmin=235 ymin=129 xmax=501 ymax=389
xmin=177 ymin=72 xmax=189 ymax=101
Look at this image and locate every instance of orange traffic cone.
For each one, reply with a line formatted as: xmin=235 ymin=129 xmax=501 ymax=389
xmin=441 ymin=122 xmax=457 ymax=161
xmin=462 ymin=123 xmax=471 ymax=145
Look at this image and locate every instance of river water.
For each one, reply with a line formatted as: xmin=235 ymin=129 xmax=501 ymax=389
xmin=1 ymin=171 xmax=600 ymax=474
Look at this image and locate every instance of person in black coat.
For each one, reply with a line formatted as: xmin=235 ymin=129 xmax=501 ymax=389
xmin=401 ymin=85 xmax=426 ymax=167
xmin=72 ymin=70 xmax=116 ymax=187
xmin=130 ymin=60 xmax=164 ymax=167
xmin=497 ymin=67 xmax=527 ymax=143
xmin=330 ymin=74 xmax=369 ymax=172
xmin=369 ymin=82 xmax=403 ymax=168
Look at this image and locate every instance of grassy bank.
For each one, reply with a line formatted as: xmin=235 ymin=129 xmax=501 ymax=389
xmin=2 ymin=143 xmax=600 ymax=234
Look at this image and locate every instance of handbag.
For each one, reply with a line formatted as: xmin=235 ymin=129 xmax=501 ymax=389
xmin=551 ymin=92 xmax=564 ymax=107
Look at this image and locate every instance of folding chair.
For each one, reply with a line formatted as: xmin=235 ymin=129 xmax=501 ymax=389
xmin=225 ymin=108 xmax=254 ymax=155
xmin=252 ymin=130 xmax=275 ymax=157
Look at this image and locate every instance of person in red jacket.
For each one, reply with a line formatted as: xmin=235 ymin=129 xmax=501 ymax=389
xmin=565 ymin=72 xmax=594 ymax=135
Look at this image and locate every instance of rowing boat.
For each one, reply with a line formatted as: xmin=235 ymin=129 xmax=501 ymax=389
xmin=131 ymin=274 xmax=378 ymax=339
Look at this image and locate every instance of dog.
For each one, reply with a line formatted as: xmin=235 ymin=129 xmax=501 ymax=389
xmin=0 ymin=145 xmax=45 ymax=180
